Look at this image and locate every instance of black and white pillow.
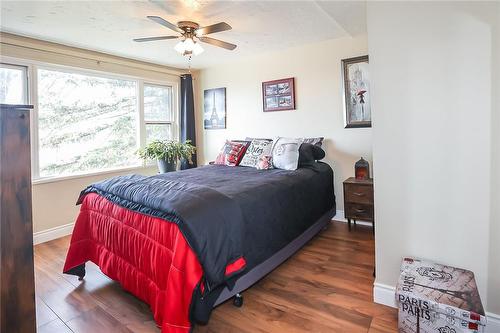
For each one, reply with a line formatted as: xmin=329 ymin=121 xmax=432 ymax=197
xmin=302 ymin=137 xmax=324 ymax=147
xmin=240 ymin=139 xmax=273 ymax=168
xmin=271 ymin=137 xmax=303 ymax=170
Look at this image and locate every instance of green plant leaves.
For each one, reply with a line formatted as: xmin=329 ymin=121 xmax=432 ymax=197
xmin=137 ymin=140 xmax=196 ymax=163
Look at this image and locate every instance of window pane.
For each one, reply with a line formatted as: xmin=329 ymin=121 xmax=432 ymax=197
xmin=37 ymin=68 xmax=138 ymax=178
xmin=144 ymin=84 xmax=172 ymax=121
xmin=0 ymin=63 xmax=28 ymax=104
xmin=146 ymin=124 xmax=172 ymax=143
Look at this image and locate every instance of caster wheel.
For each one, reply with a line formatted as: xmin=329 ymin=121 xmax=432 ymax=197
xmin=233 ymin=294 xmax=243 ymax=307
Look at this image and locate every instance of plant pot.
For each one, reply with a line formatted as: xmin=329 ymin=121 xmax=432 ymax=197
xmin=157 ymin=159 xmax=177 ymax=173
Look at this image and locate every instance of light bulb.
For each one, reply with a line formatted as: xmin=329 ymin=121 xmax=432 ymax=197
xmin=183 ymin=37 xmax=195 ymax=51
xmin=192 ymin=42 xmax=204 ymax=55
xmin=174 ymin=40 xmax=186 ymax=54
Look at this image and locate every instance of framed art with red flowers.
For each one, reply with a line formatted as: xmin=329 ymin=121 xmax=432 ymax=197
xmin=262 ymin=77 xmax=295 ymax=112
xmin=342 ymin=55 xmax=371 ymax=128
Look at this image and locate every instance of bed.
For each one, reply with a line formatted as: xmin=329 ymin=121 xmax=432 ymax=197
xmin=63 ymin=162 xmax=335 ymax=332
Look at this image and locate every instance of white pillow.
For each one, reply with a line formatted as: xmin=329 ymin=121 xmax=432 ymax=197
xmin=240 ymin=139 xmax=274 ymax=168
xmin=271 ymin=137 xmax=302 ymax=170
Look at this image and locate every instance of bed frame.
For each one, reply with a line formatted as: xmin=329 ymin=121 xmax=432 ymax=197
xmin=214 ymin=208 xmax=335 ymax=307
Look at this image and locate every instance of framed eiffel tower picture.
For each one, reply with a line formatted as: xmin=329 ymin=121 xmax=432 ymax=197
xmin=204 ymin=87 xmax=226 ymax=129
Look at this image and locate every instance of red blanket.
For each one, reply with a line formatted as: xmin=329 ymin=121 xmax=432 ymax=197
xmin=63 ymin=193 xmax=203 ymax=333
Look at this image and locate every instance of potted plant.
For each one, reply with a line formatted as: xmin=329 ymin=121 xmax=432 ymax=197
xmin=138 ymin=140 xmax=196 ymax=173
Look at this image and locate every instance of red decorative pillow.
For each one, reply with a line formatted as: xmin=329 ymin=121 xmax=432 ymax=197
xmin=215 ymin=140 xmax=248 ymax=166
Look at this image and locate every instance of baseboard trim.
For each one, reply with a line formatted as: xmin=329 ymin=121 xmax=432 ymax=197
xmin=486 ymin=312 xmax=500 ymax=333
xmin=33 ymin=222 xmax=74 ymax=245
xmin=373 ymin=282 xmax=397 ymax=308
xmin=331 ymin=209 xmax=373 ymax=227
xmin=373 ymin=283 xmax=500 ymax=332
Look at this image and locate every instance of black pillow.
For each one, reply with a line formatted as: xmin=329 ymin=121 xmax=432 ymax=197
xmin=311 ymin=144 xmax=326 ymax=160
xmin=298 ymin=143 xmax=325 ymax=167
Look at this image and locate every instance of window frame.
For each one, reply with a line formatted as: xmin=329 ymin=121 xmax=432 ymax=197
xmin=0 ymin=62 xmax=29 ymax=105
xmin=0 ymin=56 xmax=180 ymax=184
xmin=142 ymin=82 xmax=176 ymax=144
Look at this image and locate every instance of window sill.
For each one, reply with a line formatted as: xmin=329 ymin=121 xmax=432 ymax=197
xmin=32 ymin=165 xmax=155 ymax=186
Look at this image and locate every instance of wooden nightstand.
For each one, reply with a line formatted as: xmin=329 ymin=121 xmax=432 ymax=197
xmin=343 ymin=177 xmax=374 ymax=233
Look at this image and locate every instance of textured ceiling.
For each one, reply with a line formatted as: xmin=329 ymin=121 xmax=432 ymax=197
xmin=0 ymin=1 xmax=366 ymax=69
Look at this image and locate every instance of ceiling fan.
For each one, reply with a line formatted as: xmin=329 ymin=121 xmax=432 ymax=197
xmin=133 ymin=16 xmax=237 ymax=57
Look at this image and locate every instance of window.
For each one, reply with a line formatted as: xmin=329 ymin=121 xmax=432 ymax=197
xmin=37 ymin=68 xmax=139 ymax=178
xmin=144 ymin=84 xmax=174 ymax=143
xmin=1 ymin=58 xmax=179 ymax=181
xmin=0 ymin=63 xmax=28 ymax=104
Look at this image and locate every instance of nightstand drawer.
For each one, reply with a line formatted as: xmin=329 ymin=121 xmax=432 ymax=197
xmin=345 ymin=203 xmax=374 ymax=221
xmin=344 ymin=183 xmax=373 ymax=204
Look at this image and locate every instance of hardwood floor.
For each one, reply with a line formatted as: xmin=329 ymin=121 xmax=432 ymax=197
xmin=34 ymin=221 xmax=397 ymax=333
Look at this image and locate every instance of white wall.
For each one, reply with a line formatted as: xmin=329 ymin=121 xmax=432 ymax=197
xmin=0 ymin=33 xmax=184 ymax=234
xmin=367 ymin=1 xmax=499 ymax=314
xmin=488 ymin=2 xmax=500 ymax=315
xmin=196 ymin=36 xmax=371 ymax=210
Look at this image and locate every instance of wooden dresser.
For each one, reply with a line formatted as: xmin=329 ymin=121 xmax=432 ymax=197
xmin=0 ymin=104 xmax=36 ymax=332
xmin=343 ymin=177 xmax=374 ymax=233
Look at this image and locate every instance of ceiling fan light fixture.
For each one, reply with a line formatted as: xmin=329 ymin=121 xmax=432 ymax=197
xmin=183 ymin=37 xmax=195 ymax=51
xmin=175 ymin=37 xmax=203 ymax=56
xmin=174 ymin=40 xmax=187 ymax=54
xmin=136 ymin=16 xmax=235 ymax=56
xmin=192 ymin=42 xmax=204 ymax=55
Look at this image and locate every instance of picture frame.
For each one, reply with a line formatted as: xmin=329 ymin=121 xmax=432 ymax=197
xmin=342 ymin=55 xmax=371 ymax=128
xmin=262 ymin=77 xmax=295 ymax=112
xmin=203 ymin=87 xmax=226 ymax=129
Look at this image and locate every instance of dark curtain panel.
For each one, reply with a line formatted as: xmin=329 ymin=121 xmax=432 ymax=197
xmin=180 ymin=74 xmax=197 ymax=169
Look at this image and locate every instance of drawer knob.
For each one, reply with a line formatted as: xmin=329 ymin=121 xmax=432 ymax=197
xmin=355 ymin=208 xmax=365 ymax=213
xmin=353 ymin=192 xmax=365 ymax=196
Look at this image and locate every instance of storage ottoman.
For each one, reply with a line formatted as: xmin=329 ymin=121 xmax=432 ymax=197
xmin=396 ymin=257 xmax=486 ymax=333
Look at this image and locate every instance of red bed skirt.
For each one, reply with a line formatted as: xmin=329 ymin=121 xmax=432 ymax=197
xmin=63 ymin=193 xmax=203 ymax=333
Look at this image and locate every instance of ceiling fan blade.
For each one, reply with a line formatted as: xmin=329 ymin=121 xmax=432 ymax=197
xmin=196 ymin=22 xmax=232 ymax=36
xmin=198 ymin=36 xmax=237 ymax=50
xmin=147 ymin=16 xmax=183 ymax=33
xmin=133 ymin=36 xmax=179 ymax=42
